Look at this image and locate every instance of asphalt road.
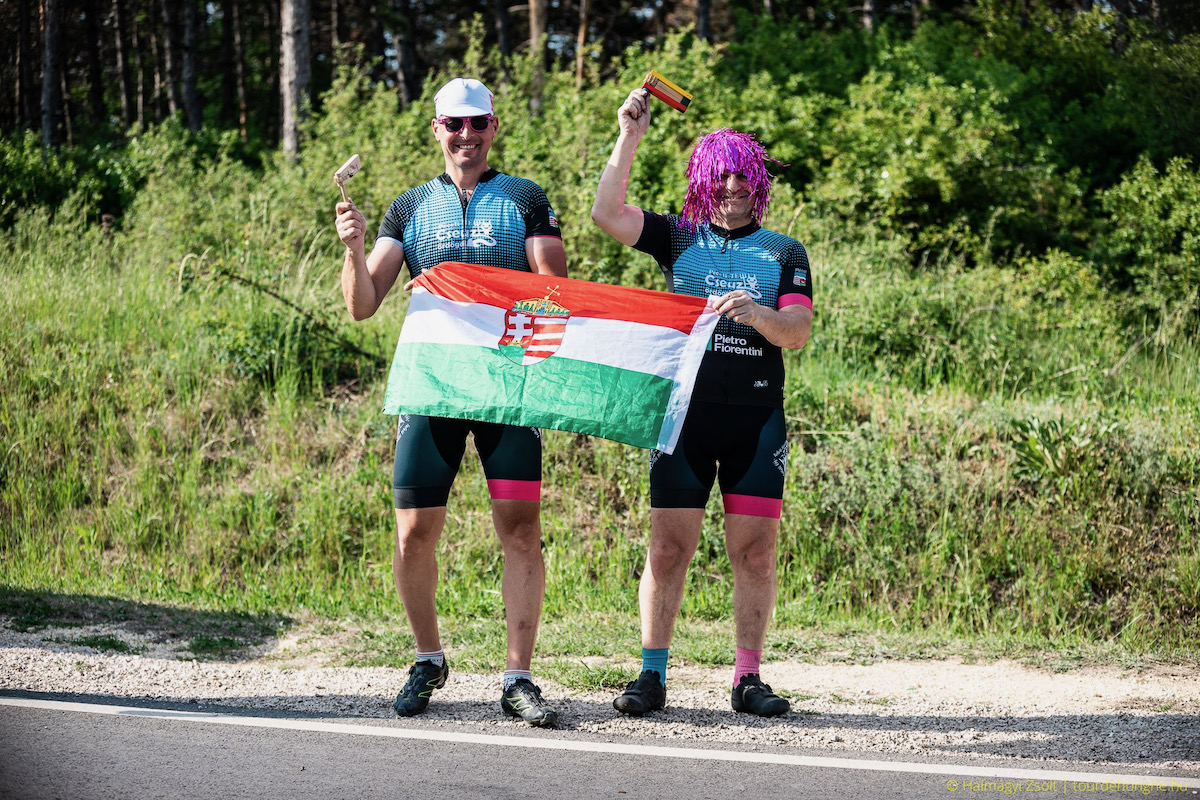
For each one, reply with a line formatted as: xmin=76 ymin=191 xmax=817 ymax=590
xmin=2 ymin=696 xmax=1197 ymax=800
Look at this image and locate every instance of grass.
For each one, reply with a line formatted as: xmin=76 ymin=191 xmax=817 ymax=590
xmin=69 ymin=634 xmax=142 ymax=654
xmin=1 ymin=172 xmax=1197 ymax=677
xmin=186 ymin=635 xmax=247 ymax=658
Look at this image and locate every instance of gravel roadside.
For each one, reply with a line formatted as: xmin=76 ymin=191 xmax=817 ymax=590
xmin=2 ymin=619 xmax=1197 ymax=776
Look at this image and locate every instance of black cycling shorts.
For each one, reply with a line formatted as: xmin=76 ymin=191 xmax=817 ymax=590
xmin=649 ymin=402 xmax=789 ymax=518
xmin=392 ymin=414 xmax=542 ymax=509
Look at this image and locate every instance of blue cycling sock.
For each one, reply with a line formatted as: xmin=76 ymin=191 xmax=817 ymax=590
xmin=642 ymin=647 xmax=669 ymax=686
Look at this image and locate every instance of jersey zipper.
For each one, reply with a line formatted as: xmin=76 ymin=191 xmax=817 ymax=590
xmin=457 ymin=185 xmax=472 ymax=260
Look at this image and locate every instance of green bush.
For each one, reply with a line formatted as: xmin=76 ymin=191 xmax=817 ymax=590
xmin=1096 ymin=156 xmax=1200 ymax=322
xmin=809 ymin=70 xmax=1088 ymax=264
xmin=818 ymin=247 xmax=1121 ymax=395
xmin=0 ymin=132 xmax=107 ymax=227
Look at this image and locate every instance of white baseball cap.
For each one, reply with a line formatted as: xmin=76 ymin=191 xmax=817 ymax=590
xmin=434 ymin=78 xmax=494 ymax=117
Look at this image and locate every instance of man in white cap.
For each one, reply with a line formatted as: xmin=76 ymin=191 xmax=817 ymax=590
xmin=335 ymin=77 xmax=567 ymax=727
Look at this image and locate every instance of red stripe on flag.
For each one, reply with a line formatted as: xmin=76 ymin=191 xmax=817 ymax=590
xmin=413 ymin=262 xmax=710 ymax=335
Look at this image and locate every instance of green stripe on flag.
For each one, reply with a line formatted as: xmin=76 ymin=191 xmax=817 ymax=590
xmin=384 ymin=342 xmax=673 ymax=450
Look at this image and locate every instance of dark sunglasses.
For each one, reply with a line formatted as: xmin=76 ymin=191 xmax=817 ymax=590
xmin=437 ymin=115 xmax=493 ymax=132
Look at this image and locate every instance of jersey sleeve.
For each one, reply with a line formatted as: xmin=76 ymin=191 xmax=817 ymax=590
xmin=512 ymin=179 xmax=562 ymax=240
xmin=377 ymin=186 xmax=427 ymax=245
xmin=777 ymin=240 xmax=813 ymax=310
xmin=632 ymin=210 xmax=676 ymax=266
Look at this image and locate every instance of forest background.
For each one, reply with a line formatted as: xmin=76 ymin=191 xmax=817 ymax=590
xmin=1 ymin=0 xmax=1197 ymax=673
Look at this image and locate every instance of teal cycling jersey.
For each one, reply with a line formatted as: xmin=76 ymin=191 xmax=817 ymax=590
xmin=634 ymin=211 xmax=813 ymax=407
xmin=377 ymin=168 xmax=562 ymax=277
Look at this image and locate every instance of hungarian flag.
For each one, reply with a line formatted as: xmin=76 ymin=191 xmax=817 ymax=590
xmin=382 ymin=261 xmax=720 ymax=453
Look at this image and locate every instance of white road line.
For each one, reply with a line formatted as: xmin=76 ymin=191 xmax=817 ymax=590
xmin=3 ymin=696 xmax=1197 ymax=789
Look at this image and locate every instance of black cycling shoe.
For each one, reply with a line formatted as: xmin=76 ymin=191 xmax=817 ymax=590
xmin=501 ymin=678 xmax=559 ymax=728
xmin=731 ymin=673 xmax=790 ymax=717
xmin=393 ymin=659 xmax=449 ymax=717
xmin=613 ymin=669 xmax=666 ymax=716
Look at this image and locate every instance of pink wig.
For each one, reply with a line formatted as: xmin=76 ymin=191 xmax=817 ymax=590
xmin=681 ymin=128 xmax=780 ymax=226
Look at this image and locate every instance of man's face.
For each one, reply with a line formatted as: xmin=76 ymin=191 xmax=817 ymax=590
xmin=433 ymin=114 xmax=498 ymax=172
xmin=714 ymin=171 xmax=754 ymax=227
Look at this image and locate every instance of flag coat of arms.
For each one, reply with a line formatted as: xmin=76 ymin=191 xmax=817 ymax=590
xmin=383 ymin=261 xmax=720 ymax=453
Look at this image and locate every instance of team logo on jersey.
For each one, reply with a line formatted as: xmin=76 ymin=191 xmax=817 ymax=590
xmin=705 ymin=271 xmax=763 ymax=300
xmin=548 ymin=210 xmax=559 ymax=228
xmin=435 ymin=220 xmax=498 ymax=250
xmin=498 ymin=288 xmax=569 ymax=365
xmin=792 ymin=273 xmax=807 ymax=287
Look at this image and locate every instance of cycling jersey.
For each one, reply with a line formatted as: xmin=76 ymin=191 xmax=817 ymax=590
xmin=377 ymin=168 xmax=561 ymax=277
xmin=378 ymin=168 xmax=561 ymax=508
xmin=634 ymin=211 xmax=812 ymax=408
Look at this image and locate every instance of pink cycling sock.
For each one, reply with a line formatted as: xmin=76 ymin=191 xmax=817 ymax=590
xmin=734 ymin=647 xmax=762 ymax=688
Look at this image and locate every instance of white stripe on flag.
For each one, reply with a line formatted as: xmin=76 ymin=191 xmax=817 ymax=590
xmin=400 ymin=290 xmax=714 ymax=382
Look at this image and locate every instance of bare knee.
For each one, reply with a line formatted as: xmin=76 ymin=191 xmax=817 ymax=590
xmin=729 ymin=537 xmax=777 ymax=579
xmin=394 ymin=510 xmax=445 ymax=560
xmin=646 ymin=535 xmax=696 ymax=578
xmin=492 ymin=500 xmax=542 ymax=555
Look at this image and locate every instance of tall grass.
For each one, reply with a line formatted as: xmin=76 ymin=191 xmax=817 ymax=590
xmin=2 ymin=187 xmax=1195 ymax=665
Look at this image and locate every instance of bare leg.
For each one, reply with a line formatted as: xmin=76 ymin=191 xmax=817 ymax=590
xmin=492 ymin=498 xmax=545 ymax=671
xmin=393 ymin=507 xmax=448 ymax=653
xmin=724 ymin=513 xmax=781 ymax=651
xmin=640 ymin=508 xmax=705 ymax=649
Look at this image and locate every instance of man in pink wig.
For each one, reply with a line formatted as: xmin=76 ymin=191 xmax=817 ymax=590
xmin=592 ymin=89 xmax=813 ymax=717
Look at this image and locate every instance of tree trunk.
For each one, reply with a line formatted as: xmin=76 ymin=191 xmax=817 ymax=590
xmin=83 ymin=0 xmax=107 ymax=128
xmin=134 ymin=7 xmax=146 ymax=125
xmin=861 ymin=0 xmax=876 ymax=33
xmin=18 ymin=0 xmax=38 ymax=130
xmin=181 ymin=0 xmax=203 ymax=131
xmin=696 ymin=0 xmax=711 ymax=43
xmin=234 ymin=0 xmax=248 ymax=138
xmin=265 ymin=0 xmax=280 ymax=146
xmin=60 ymin=69 xmax=74 ymax=146
xmin=330 ymin=0 xmax=339 ymax=52
xmin=393 ymin=0 xmax=420 ymax=107
xmin=366 ymin=2 xmax=387 ymax=84
xmin=42 ymin=0 xmax=63 ymax=147
xmin=180 ymin=0 xmax=201 ymax=130
xmin=574 ymin=0 xmax=588 ymax=89
xmin=528 ymin=0 xmax=547 ymax=115
xmin=281 ymin=0 xmax=311 ymax=158
xmin=219 ymin=0 xmax=237 ymax=126
xmin=160 ymin=0 xmax=184 ymax=117
xmin=494 ymin=0 xmax=512 ymax=59
xmin=149 ymin=6 xmax=166 ymax=120
xmin=113 ymin=0 xmax=136 ymax=125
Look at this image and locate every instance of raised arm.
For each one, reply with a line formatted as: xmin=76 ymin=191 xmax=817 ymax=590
xmin=590 ymin=89 xmax=653 ymax=247
xmin=337 ymin=200 xmax=405 ymax=320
